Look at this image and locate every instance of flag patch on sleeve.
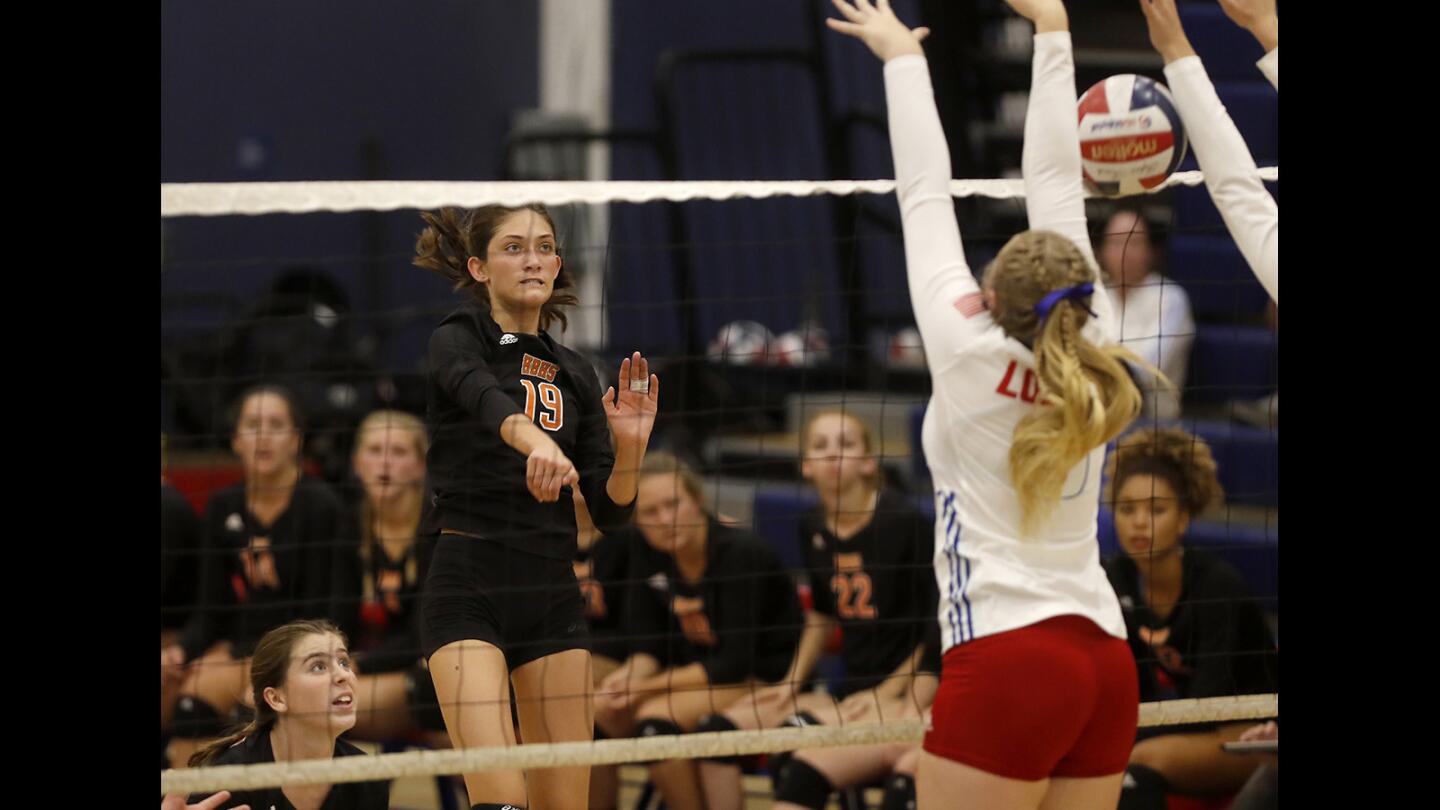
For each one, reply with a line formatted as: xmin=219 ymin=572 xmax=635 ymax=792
xmin=954 ymin=292 xmax=986 ymax=318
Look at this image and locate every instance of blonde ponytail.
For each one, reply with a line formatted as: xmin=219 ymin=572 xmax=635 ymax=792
xmin=985 ymin=230 xmax=1166 ymax=533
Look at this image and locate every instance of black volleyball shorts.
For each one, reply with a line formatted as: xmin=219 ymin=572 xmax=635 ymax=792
xmin=421 ymin=532 xmax=591 ymax=671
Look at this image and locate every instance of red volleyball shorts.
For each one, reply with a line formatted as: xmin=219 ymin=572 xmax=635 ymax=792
xmin=923 ymin=614 xmax=1138 ymax=781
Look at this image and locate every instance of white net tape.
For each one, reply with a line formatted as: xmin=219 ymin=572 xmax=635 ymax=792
xmin=160 ymin=168 xmax=1278 ymax=218
xmin=162 ymin=693 xmax=1276 ymax=794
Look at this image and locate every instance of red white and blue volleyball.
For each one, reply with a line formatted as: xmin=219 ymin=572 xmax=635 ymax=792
xmin=1077 ymin=74 xmax=1187 ymax=197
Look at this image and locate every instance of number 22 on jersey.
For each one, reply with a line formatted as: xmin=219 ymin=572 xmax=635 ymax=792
xmin=520 ymin=379 xmax=564 ymax=431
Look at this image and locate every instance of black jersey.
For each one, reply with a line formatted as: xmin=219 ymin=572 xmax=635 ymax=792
xmin=425 ymin=302 xmax=634 ymax=560
xmin=799 ymin=490 xmax=941 ymax=697
xmin=180 ymin=477 xmax=346 ymax=661
xmin=576 ymin=528 xmax=634 ymax=662
xmin=189 ymin=729 xmax=389 ymax=810
xmin=1104 ymin=548 xmax=1279 ymax=702
xmin=162 ymin=483 xmax=202 ymax=631
xmin=334 ymin=503 xmax=435 ymax=673
xmin=624 ymin=520 xmax=803 ymax=685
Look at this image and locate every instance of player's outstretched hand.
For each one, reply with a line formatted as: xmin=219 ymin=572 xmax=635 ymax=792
xmin=825 ymin=0 xmax=930 ymax=63
xmin=1217 ymin=0 xmax=1277 ymax=51
xmin=1139 ymin=0 xmax=1197 ymax=64
xmin=162 ymin=791 xmax=249 ymax=810
xmin=1002 ymin=0 xmax=1069 ymax=33
xmin=603 ymin=351 xmax=658 ymax=453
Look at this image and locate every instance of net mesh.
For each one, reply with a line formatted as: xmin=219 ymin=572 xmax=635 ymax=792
xmin=162 ymin=174 xmax=1278 ymax=800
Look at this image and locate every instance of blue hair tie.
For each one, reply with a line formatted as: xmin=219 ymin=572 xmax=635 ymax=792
xmin=1034 ymin=282 xmax=1098 ymax=326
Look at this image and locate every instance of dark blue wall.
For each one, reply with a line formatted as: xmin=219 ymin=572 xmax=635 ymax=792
xmin=162 ymin=1 xmax=539 ymax=373
xmin=162 ymin=0 xmax=537 ymax=183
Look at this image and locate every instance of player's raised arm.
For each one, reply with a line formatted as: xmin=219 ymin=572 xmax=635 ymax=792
xmin=1007 ymin=0 xmax=1118 ymax=346
xmin=1218 ymin=0 xmax=1278 ymax=88
xmin=829 ymin=0 xmax=992 ymax=368
xmin=1140 ymin=0 xmax=1278 ymax=302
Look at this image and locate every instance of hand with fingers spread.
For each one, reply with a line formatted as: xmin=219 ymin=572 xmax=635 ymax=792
xmin=602 ymin=351 xmax=659 ymax=454
xmin=1139 ymin=0 xmax=1197 ymax=63
xmin=825 ymin=0 xmax=930 ymax=63
xmin=1218 ymin=0 xmax=1277 ymax=51
xmin=162 ymin=792 xmax=249 ymax=810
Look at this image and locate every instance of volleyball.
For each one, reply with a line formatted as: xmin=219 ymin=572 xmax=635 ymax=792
xmin=1077 ymin=74 xmax=1188 ymax=197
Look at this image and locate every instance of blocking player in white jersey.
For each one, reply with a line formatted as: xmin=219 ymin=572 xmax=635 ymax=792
xmin=1139 ymin=0 xmax=1278 ymax=302
xmin=828 ymin=1 xmax=1156 ymax=808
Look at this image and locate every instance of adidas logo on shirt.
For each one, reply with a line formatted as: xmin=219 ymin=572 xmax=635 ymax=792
xmin=499 ymin=333 xmax=518 ymax=345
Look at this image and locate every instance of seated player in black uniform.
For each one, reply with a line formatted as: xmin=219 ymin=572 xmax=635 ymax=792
xmin=331 ymin=410 xmax=447 ymax=745
xmin=186 ymin=618 xmax=389 ymax=810
xmin=163 ymin=446 xmax=203 ymax=732
xmin=163 ymin=386 xmax=347 ymax=768
xmin=592 ymin=453 xmax=804 ymax=810
xmin=571 ymin=490 xmax=634 ymax=810
xmin=413 ymin=204 xmax=658 ymax=810
xmin=745 ymin=410 xmax=940 ymax=810
xmin=573 ymin=491 xmax=633 ymax=685
xmin=1103 ymin=427 xmax=1279 ymax=810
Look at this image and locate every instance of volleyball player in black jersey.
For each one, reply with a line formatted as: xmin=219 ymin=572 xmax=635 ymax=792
xmin=185 ymin=619 xmax=389 ymax=810
xmin=593 ymin=453 xmax=803 ymax=810
xmin=413 ymin=204 xmax=658 ymax=810
xmin=1103 ymin=427 xmax=1278 ymax=810
xmin=332 ymin=410 xmax=448 ymax=743
xmin=163 ymin=386 xmax=346 ymax=768
xmin=162 ymin=478 xmax=202 ymax=731
xmin=571 ymin=491 xmax=634 ymax=810
xmin=572 ymin=491 xmax=633 ymax=683
xmin=698 ymin=410 xmax=940 ymax=810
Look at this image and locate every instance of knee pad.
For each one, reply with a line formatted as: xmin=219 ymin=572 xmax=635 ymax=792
xmin=772 ymin=757 xmax=834 ymax=810
xmin=169 ymin=696 xmax=228 ymax=739
xmin=633 ymin=717 xmax=684 ymax=764
xmin=694 ymin=714 xmax=743 ymax=764
xmin=405 ymin=664 xmax=448 ymax=732
xmin=635 ymin=717 xmax=683 ymax=738
xmin=768 ymin=711 xmax=821 ymax=774
xmin=878 ymin=773 xmax=916 ymax=810
xmin=781 ymin=710 xmax=823 ymax=728
xmin=1116 ymin=764 xmax=1170 ymax=810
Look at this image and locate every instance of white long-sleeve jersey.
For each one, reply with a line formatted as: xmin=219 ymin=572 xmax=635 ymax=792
xmin=1164 ymin=50 xmax=1278 ymax=303
xmin=884 ymin=34 xmax=1127 ymax=654
xmin=1110 ymin=276 xmax=1194 ymax=420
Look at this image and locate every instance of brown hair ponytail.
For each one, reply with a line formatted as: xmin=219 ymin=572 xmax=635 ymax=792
xmin=188 ymin=619 xmax=347 ymax=767
xmin=413 ymin=204 xmax=578 ymax=332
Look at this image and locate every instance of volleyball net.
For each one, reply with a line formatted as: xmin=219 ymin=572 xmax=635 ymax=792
xmin=161 ymin=174 xmax=1278 ymax=798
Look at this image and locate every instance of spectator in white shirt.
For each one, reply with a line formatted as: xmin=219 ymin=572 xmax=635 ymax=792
xmin=1098 ymin=209 xmax=1194 ymax=421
